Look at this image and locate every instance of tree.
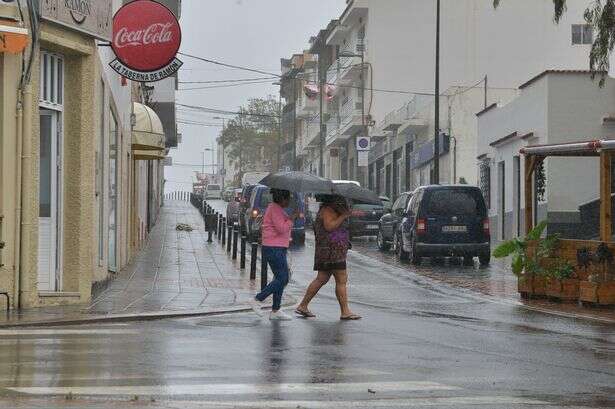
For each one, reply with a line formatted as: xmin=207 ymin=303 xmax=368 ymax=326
xmin=218 ymin=96 xmax=281 ymax=181
xmin=494 ymin=0 xmax=615 ymax=84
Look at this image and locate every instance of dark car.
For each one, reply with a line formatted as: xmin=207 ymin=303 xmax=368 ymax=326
xmin=238 ymin=184 xmax=258 ymax=234
xmin=377 ymin=192 xmax=412 ymax=251
xmin=245 ymin=185 xmax=306 ymax=245
xmin=348 ymin=202 xmax=386 ymax=239
xmin=225 ymin=188 xmax=243 ymax=224
xmin=396 ymin=185 xmax=490 ymax=266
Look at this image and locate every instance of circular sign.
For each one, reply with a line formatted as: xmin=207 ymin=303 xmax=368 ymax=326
xmin=112 ymin=0 xmax=181 ymax=73
xmin=358 ymin=137 xmax=370 ymax=149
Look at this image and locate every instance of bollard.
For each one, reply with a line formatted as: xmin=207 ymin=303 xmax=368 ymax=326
xmin=250 ymin=242 xmax=258 ymax=280
xmin=214 ymin=212 xmax=219 ymax=235
xmin=260 ymin=245 xmax=268 ymax=291
xmin=240 ymin=235 xmax=246 ymax=269
xmin=226 ymin=224 xmax=232 ymax=253
xmin=217 ymin=215 xmax=222 ymax=240
xmin=221 ymin=218 xmax=227 ymax=246
xmin=232 ymin=223 xmax=239 ymax=260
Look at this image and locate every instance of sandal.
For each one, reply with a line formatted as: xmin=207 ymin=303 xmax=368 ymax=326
xmin=340 ymin=314 xmax=362 ymax=321
xmin=295 ymin=308 xmax=316 ymax=318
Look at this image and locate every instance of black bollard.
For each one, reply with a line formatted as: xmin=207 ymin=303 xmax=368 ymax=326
xmin=232 ymin=224 xmax=239 ymax=260
xmin=260 ymin=245 xmax=268 ymax=291
xmin=221 ymin=218 xmax=227 ymax=246
xmin=240 ymin=236 xmax=246 ymax=269
xmin=207 ymin=228 xmax=213 ymax=243
xmin=226 ymin=224 xmax=232 ymax=253
xmin=250 ymin=242 xmax=257 ymax=280
xmin=217 ymin=215 xmax=222 ymax=240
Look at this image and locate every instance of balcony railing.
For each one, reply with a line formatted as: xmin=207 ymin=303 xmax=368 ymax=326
xmin=326 ymin=115 xmax=340 ymax=145
xmin=326 ymin=55 xmax=362 ymax=85
xmin=303 ymin=115 xmax=320 ymax=146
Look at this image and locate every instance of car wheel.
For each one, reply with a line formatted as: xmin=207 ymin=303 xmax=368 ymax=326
xmin=463 ymin=256 xmax=475 ymax=266
xmin=408 ymin=237 xmax=421 ymax=265
xmin=377 ymin=230 xmax=390 ymax=251
xmin=395 ymin=232 xmax=409 ymax=261
xmin=479 ymin=252 xmax=491 ymax=267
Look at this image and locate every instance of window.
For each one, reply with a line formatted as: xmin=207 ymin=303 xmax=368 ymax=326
xmin=479 ymin=160 xmax=491 ymax=209
xmin=572 ymin=24 xmax=593 ymax=45
xmin=425 ymin=190 xmax=482 ymax=216
xmin=40 ymin=52 xmax=64 ymax=107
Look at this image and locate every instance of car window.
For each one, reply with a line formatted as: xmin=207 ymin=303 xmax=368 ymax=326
xmin=259 ymin=189 xmax=273 ymax=208
xmin=424 ymin=189 xmax=484 ymax=216
xmin=392 ymin=196 xmax=403 ymax=211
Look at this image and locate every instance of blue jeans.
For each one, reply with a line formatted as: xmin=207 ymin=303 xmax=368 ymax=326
xmin=255 ymin=247 xmax=289 ymax=311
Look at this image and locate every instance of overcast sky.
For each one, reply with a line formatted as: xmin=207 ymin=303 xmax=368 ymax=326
xmin=165 ymin=0 xmax=346 ymax=193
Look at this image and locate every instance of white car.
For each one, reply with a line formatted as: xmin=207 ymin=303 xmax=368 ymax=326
xmin=204 ymin=184 xmax=222 ymax=200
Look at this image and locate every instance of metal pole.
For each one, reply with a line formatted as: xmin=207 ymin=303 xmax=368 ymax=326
xmin=433 ymin=0 xmax=440 ymax=185
xmin=232 ymin=223 xmax=239 ymax=260
xmin=226 ymin=224 xmax=232 ymax=253
xmin=250 ymin=242 xmax=258 ymax=280
xmin=292 ymin=78 xmax=297 ymax=170
xmin=221 ymin=217 xmax=227 ymax=246
xmin=217 ymin=214 xmax=222 ymax=240
xmin=356 ymin=51 xmax=365 ymax=184
xmin=484 ymin=75 xmax=488 ymax=109
xmin=319 ymin=55 xmax=325 ymax=177
xmin=260 ymin=246 xmax=268 ymax=291
xmin=240 ymin=236 xmax=247 ymax=269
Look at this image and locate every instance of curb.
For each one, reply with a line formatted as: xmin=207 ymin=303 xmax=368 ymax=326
xmin=0 ymin=298 xmax=298 ymax=329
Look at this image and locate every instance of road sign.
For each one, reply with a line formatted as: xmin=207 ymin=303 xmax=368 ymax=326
xmin=357 ymin=136 xmax=371 ymax=152
xmin=358 ymin=151 xmax=369 ymax=167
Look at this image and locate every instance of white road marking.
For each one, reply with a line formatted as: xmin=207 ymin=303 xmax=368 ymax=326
xmin=0 ymin=329 xmax=139 ymax=336
xmin=9 ymin=381 xmax=460 ymax=396
xmin=162 ymin=397 xmax=551 ymax=408
xmin=0 ymin=368 xmax=389 ymax=383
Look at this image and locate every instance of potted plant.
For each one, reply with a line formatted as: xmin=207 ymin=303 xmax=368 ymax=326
xmin=493 ymin=221 xmax=559 ymax=299
xmin=545 ymin=260 xmax=577 ymax=301
xmin=579 ymin=244 xmax=615 ymax=305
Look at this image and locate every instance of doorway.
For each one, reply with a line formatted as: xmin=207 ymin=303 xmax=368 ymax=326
xmin=38 ymin=110 xmax=63 ymax=291
xmin=498 ymin=161 xmax=506 ymax=240
xmin=108 ymin=112 xmax=118 ymax=272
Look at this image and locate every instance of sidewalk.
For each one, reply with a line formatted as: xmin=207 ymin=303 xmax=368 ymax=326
xmin=0 ymin=200 xmax=274 ymax=328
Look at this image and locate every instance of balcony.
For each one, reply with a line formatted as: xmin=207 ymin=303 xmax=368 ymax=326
xmin=303 ymin=115 xmax=321 ymax=147
xmin=326 ymin=115 xmax=341 ymax=147
xmin=296 ymin=87 xmax=319 ymax=118
xmin=327 ymin=54 xmax=362 ymax=86
xmin=339 ymin=98 xmax=364 ymax=137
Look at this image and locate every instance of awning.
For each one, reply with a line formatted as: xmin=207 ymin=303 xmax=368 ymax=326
xmin=132 ymin=102 xmax=165 ymax=151
xmin=0 ymin=24 xmax=29 ymax=54
xmin=133 ymin=150 xmax=166 ymax=161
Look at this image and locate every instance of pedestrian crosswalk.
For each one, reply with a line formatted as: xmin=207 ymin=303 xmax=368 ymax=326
xmin=6 ymin=380 xmax=550 ymax=407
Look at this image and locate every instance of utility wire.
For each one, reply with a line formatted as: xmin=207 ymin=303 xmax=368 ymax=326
xmin=178 ymin=80 xmax=275 ymax=91
xmin=176 ymin=103 xmax=280 ymax=119
xmin=178 ymin=52 xmax=281 ymax=78
xmin=179 ymin=77 xmax=278 ymax=84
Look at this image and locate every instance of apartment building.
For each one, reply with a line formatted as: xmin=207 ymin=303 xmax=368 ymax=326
xmin=284 ymin=0 xmax=593 ymax=188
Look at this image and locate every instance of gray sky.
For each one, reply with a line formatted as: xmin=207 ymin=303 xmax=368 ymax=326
xmin=166 ymin=0 xmax=346 ymax=193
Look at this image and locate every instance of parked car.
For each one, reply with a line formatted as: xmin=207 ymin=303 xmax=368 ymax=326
xmin=348 ymin=202 xmax=386 ymax=239
xmin=377 ymin=192 xmax=413 ymax=251
xmin=204 ymin=184 xmax=222 ymax=200
xmin=245 ymin=185 xmax=306 ymax=245
xmin=225 ymin=188 xmax=243 ymax=224
xmin=222 ymin=187 xmax=235 ymax=202
xmin=238 ymin=184 xmax=259 ymax=234
xmin=395 ymin=185 xmax=490 ymax=266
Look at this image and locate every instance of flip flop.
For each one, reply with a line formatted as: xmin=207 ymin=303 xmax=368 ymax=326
xmin=340 ymin=314 xmax=362 ymax=321
xmin=295 ymin=308 xmax=316 ymax=318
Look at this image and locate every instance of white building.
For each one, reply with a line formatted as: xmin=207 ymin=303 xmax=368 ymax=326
xmin=317 ymin=0 xmax=592 ymax=187
xmin=477 ymin=71 xmax=615 ymax=242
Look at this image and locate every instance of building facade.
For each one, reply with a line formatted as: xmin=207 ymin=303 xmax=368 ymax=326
xmin=0 ymin=0 xmax=174 ymax=310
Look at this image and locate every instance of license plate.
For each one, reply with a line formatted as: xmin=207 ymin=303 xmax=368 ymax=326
xmin=442 ymin=225 xmax=467 ymax=233
xmin=367 ymin=225 xmax=379 ymax=230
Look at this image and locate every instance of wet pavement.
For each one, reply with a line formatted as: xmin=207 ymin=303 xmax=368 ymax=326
xmin=0 ymin=200 xmax=268 ymax=327
xmin=1 ymin=200 xmax=615 ymax=408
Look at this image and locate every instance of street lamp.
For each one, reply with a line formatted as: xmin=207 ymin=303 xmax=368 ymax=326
xmin=338 ymin=49 xmax=366 ymax=185
xmin=273 ymin=82 xmax=283 ymax=172
xmin=434 ymin=0 xmax=441 ymax=185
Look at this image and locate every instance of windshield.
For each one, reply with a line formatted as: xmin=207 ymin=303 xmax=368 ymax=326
xmin=424 ymin=189 xmax=485 ymax=217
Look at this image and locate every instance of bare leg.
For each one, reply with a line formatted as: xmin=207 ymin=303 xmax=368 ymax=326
xmin=297 ymin=271 xmax=331 ymax=312
xmin=333 ymin=270 xmax=358 ymax=318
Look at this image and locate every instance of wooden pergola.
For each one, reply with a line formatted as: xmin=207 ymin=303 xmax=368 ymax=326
xmin=521 ymin=140 xmax=614 ymax=242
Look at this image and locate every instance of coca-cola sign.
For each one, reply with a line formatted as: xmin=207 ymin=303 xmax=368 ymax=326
xmin=110 ymin=0 xmax=182 ymax=82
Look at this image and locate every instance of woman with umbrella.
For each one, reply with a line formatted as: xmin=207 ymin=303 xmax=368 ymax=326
xmin=250 ymin=188 xmax=298 ymax=320
xmin=295 ymin=194 xmax=362 ymax=320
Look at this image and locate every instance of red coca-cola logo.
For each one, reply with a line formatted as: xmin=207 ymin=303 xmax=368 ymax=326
xmin=112 ymin=0 xmax=181 ymax=72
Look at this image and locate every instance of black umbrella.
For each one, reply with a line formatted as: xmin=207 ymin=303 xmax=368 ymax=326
xmin=332 ymin=182 xmax=382 ymax=205
xmin=258 ymin=171 xmax=335 ymax=194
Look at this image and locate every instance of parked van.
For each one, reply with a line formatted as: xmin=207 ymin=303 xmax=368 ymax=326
xmin=204 ymin=184 xmax=222 ymax=200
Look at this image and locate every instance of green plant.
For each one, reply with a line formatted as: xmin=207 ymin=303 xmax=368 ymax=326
xmin=493 ymin=221 xmax=558 ymax=277
xmin=546 ymin=260 xmax=575 ymax=281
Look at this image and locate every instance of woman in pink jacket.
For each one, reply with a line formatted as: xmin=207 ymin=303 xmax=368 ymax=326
xmin=250 ymin=189 xmax=297 ymax=320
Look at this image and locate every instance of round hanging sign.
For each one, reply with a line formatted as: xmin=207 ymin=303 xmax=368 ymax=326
xmin=109 ymin=0 xmax=183 ymax=82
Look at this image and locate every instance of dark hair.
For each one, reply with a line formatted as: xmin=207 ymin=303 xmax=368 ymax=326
xmin=317 ymin=194 xmax=347 ymax=210
xmin=271 ymin=189 xmax=291 ymax=205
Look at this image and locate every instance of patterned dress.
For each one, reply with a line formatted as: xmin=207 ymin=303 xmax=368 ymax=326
xmin=313 ymin=207 xmax=350 ymax=272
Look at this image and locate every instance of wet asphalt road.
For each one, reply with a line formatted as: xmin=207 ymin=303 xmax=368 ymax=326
xmin=1 ymin=200 xmax=614 ymax=409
